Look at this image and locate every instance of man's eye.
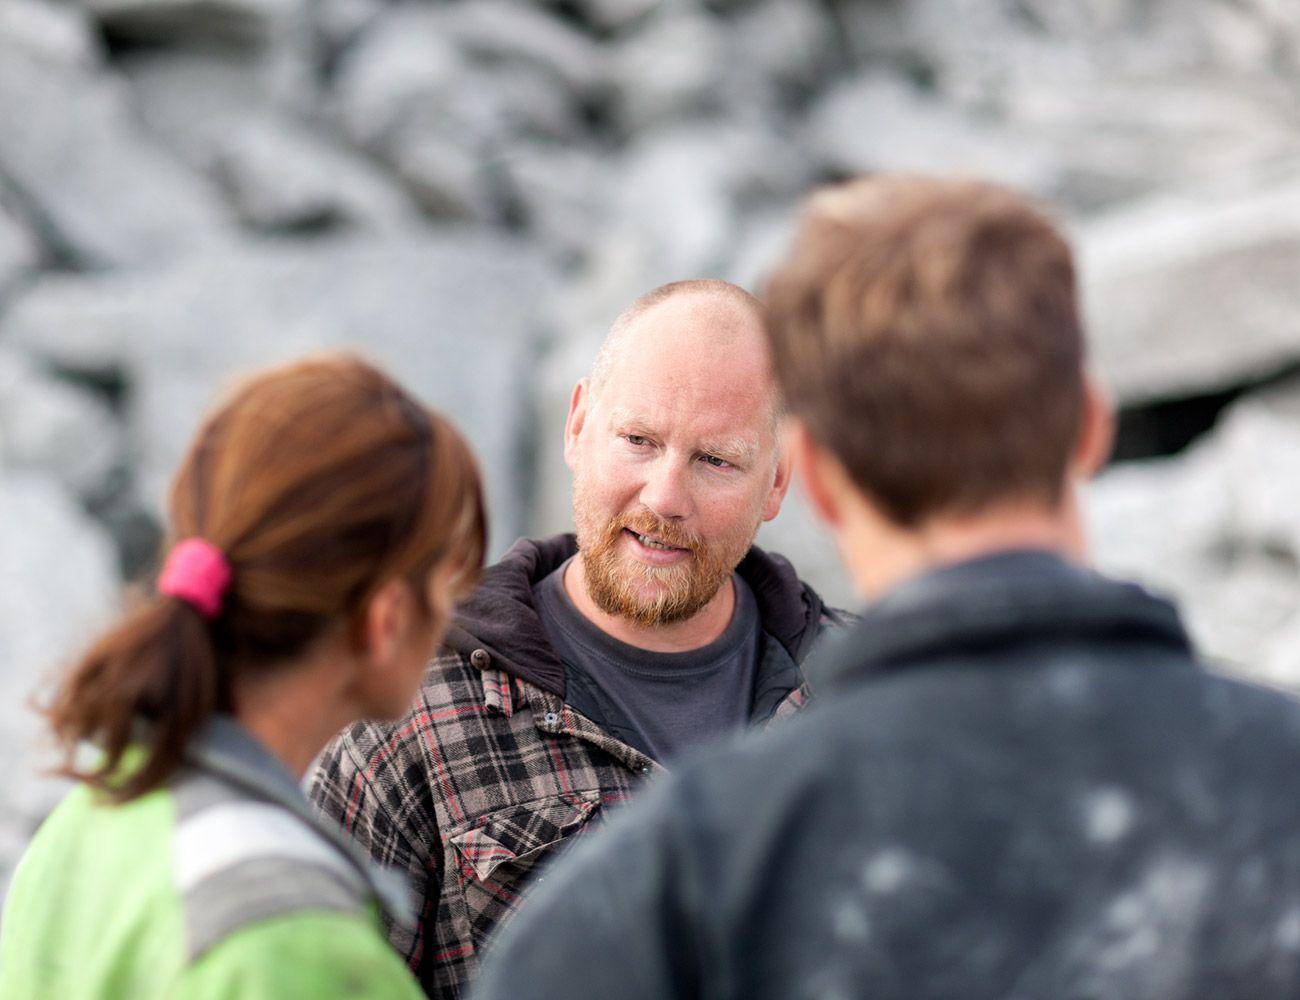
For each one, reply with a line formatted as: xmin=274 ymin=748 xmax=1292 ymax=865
xmin=702 ymin=455 xmax=731 ymax=469
xmin=626 ymin=435 xmax=649 ymax=447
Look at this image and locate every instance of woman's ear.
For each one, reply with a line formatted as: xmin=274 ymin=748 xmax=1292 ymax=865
xmin=359 ymin=577 xmax=414 ymax=668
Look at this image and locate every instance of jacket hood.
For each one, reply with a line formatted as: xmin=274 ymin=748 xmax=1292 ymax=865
xmin=445 ymin=533 xmax=829 ymax=697
xmin=816 ymin=548 xmax=1192 ymax=692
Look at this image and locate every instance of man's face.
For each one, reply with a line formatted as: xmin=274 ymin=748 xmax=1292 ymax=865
xmin=565 ymin=295 xmax=788 ymax=627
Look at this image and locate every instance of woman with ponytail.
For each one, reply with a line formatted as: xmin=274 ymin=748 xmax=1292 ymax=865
xmin=0 ymin=353 xmax=486 ymax=999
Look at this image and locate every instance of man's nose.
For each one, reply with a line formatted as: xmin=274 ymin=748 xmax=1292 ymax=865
xmin=639 ymin=457 xmax=692 ymax=522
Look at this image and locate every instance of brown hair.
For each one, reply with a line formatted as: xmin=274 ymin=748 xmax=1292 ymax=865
xmin=44 ymin=353 xmax=486 ymax=801
xmin=763 ymin=175 xmax=1085 ymax=527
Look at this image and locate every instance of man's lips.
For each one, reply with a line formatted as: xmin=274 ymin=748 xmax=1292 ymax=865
xmin=624 ymin=528 xmax=688 ymax=552
xmin=622 ymin=528 xmax=693 ymax=564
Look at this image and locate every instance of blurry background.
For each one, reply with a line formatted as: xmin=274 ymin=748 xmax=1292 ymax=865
xmin=3 ymin=0 xmax=1300 ymax=898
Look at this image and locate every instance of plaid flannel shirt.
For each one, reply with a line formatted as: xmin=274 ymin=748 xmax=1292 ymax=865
xmin=309 ymin=535 xmax=839 ymax=999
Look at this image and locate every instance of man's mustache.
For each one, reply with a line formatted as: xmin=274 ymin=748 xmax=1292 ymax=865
xmin=604 ymin=512 xmax=702 ymax=555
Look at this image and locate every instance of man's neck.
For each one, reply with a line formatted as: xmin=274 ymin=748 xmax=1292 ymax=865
xmin=841 ymin=491 xmax=1089 ymax=603
xmin=563 ymin=554 xmax=736 ymax=653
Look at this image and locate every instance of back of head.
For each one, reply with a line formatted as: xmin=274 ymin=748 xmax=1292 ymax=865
xmin=45 ymin=353 xmax=486 ymax=801
xmin=763 ymin=175 xmax=1086 ymax=527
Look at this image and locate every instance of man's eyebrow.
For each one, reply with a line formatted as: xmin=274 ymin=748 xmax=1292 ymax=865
xmin=606 ymin=407 xmax=652 ymax=431
xmin=699 ymin=437 xmax=758 ymax=465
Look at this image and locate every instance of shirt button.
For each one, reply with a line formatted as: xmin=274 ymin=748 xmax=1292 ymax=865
xmin=640 ymin=766 xmax=652 ymax=775
xmin=470 ymin=648 xmax=490 ymax=669
xmin=543 ymin=712 xmax=559 ymax=726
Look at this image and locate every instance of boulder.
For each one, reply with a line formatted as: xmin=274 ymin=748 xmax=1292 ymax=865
xmin=606 ymin=7 xmax=730 ymax=133
xmin=0 ymin=0 xmax=103 ymax=68
xmin=1086 ymin=377 xmax=1300 ymax=690
xmin=4 ymin=232 xmax=560 ymax=554
xmin=0 ymin=472 xmax=119 ymax=899
xmin=0 ymin=36 xmax=232 ymax=269
xmin=0 ymin=349 xmax=124 ymax=500
xmin=1007 ymin=76 xmax=1300 ymax=212
xmin=1080 ymin=178 xmax=1300 ymax=405
xmin=500 ymin=143 xmax=616 ymax=262
xmin=205 ymin=117 xmax=419 ymax=234
xmin=329 ymin=6 xmax=584 ymax=221
xmin=440 ymin=0 xmax=607 ymax=99
xmin=85 ymin=0 xmax=303 ymax=48
xmin=805 ymin=71 xmax=1062 ymax=196
xmin=0 ymin=199 xmax=42 ymax=296
xmin=537 ymin=0 xmax=661 ymax=35
xmin=730 ymin=0 xmax=837 ymax=95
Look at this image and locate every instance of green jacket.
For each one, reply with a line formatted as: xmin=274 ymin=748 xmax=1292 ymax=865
xmin=0 ymin=717 xmax=424 ymax=999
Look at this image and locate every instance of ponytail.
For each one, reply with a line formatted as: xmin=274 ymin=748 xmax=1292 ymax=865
xmin=44 ymin=596 xmax=221 ymax=802
xmin=39 ymin=353 xmax=486 ymax=804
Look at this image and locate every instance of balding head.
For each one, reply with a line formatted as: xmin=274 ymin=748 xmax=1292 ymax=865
xmin=589 ymin=280 xmax=775 ymax=409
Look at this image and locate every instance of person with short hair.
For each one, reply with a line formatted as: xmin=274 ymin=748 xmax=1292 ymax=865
xmin=0 ymin=354 xmax=486 ymax=999
xmin=471 ymin=175 xmax=1300 ymax=1000
xmin=310 ymin=279 xmax=845 ymax=998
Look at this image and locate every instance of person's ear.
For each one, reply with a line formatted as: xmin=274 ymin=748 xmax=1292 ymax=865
xmin=359 ymin=577 xmax=415 ymax=669
xmin=761 ymin=425 xmax=794 ymax=523
xmin=563 ymin=379 xmax=590 ymax=471
xmin=790 ymin=420 xmax=845 ymax=529
xmin=1072 ymin=374 xmax=1115 ymax=480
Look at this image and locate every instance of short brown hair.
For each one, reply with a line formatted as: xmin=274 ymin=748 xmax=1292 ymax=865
xmin=45 ymin=353 xmax=486 ymax=802
xmin=763 ymin=175 xmax=1085 ymax=527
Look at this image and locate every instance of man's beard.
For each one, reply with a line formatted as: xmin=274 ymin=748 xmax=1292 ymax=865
xmin=573 ymin=501 xmax=760 ymax=628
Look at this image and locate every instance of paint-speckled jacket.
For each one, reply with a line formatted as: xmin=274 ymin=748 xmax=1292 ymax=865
xmin=475 ymin=550 xmax=1300 ymax=1000
xmin=308 ymin=533 xmax=843 ymax=999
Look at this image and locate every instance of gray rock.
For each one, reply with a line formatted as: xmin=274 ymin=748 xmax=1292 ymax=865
xmin=0 ymin=198 xmax=42 ymax=295
xmin=0 ymin=37 xmax=232 ymax=268
xmin=312 ymin=0 xmax=383 ymax=58
xmin=86 ymin=0 xmax=303 ymax=47
xmin=1007 ymin=76 xmax=1300 ymax=212
xmin=0 ymin=472 xmax=119 ymax=899
xmin=0 ymin=0 xmax=103 ymax=68
xmin=731 ymin=0 xmax=837 ymax=94
xmin=5 ymin=233 xmax=560 ymax=553
xmin=441 ymin=0 xmax=607 ymax=99
xmin=206 ymin=117 xmax=418 ymax=233
xmin=607 ymin=7 xmax=730 ymax=133
xmin=121 ymin=44 xmax=313 ymax=135
xmin=805 ymin=71 xmax=1062 ymax=196
xmin=1080 ymin=178 xmax=1300 ymax=406
xmin=0 ymin=349 xmax=123 ymax=500
xmin=1086 ymin=377 xmax=1300 ymax=690
xmin=118 ymin=49 xmax=404 ymax=232
xmin=500 ymin=143 xmax=616 ymax=262
xmin=538 ymin=0 xmax=661 ymax=35
xmin=330 ymin=6 xmax=583 ymax=221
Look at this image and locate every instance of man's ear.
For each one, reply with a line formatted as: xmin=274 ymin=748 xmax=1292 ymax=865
xmin=761 ymin=427 xmax=794 ymax=522
xmin=790 ymin=420 xmax=845 ymax=529
xmin=1072 ymin=374 xmax=1115 ymax=480
xmin=563 ymin=378 xmax=590 ymax=471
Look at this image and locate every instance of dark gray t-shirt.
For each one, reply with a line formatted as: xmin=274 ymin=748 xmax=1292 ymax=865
xmin=533 ymin=560 xmax=760 ymax=763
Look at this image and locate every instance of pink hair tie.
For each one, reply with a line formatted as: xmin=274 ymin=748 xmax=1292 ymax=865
xmin=158 ymin=538 xmax=232 ymax=620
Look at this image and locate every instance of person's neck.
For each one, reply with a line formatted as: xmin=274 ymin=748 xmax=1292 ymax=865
xmin=232 ymin=649 xmax=356 ymax=779
xmin=841 ymin=489 xmax=1089 ymax=603
xmin=563 ymin=554 xmax=736 ymax=653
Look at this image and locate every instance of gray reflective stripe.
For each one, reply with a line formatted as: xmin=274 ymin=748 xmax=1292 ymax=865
xmin=173 ymin=800 xmax=363 ymax=894
xmin=183 ymin=857 xmax=367 ymax=962
xmin=173 ymin=799 xmax=369 ymax=962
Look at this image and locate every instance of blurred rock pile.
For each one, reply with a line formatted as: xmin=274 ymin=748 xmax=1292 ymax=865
xmin=3 ymin=0 xmax=1300 ymax=892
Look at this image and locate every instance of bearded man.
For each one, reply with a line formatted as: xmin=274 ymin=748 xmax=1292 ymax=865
xmin=309 ymin=279 xmax=845 ymax=999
